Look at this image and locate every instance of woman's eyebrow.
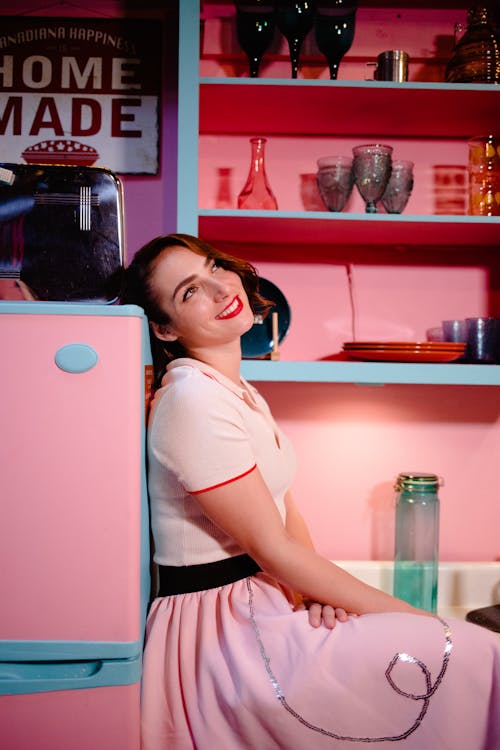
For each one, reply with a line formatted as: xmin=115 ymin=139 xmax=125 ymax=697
xmin=172 ymin=273 xmax=196 ymax=301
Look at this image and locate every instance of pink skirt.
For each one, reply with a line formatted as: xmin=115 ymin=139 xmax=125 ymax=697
xmin=140 ymin=573 xmax=500 ymax=749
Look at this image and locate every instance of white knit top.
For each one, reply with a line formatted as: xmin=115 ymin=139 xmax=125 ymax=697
xmin=147 ymin=358 xmax=296 ymax=566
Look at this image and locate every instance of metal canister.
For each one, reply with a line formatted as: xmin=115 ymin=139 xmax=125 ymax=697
xmin=375 ymin=50 xmax=409 ymax=82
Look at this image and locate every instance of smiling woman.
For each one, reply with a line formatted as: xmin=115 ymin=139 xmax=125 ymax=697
xmin=147 ymin=245 xmax=256 ymax=379
xmin=122 ymin=233 xmax=500 ymax=750
xmin=122 ymin=233 xmax=272 ymax=383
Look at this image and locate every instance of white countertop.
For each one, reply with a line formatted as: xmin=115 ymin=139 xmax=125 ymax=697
xmin=335 ymin=560 xmax=500 ymax=629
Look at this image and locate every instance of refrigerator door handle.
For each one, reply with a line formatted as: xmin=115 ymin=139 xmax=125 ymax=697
xmin=0 ymin=656 xmax=141 ymax=695
xmin=54 ymin=343 xmax=99 ymax=373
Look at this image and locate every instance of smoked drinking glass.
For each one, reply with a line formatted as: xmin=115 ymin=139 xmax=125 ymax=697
xmin=234 ymin=1 xmax=276 ymax=78
xmin=316 ymin=155 xmax=354 ymax=211
xmin=381 ymin=159 xmax=414 ymax=214
xmin=314 ymin=0 xmax=357 ymax=80
xmin=275 ymin=0 xmax=317 ymax=79
xmin=352 ymin=144 xmax=393 ymax=213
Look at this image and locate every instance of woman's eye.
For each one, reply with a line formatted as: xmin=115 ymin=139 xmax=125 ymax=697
xmin=183 ymin=286 xmax=196 ymax=301
xmin=211 ymin=261 xmax=219 ymax=273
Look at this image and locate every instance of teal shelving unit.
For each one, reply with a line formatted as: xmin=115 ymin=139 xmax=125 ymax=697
xmin=240 ymin=360 xmax=500 ymax=386
xmin=178 ymin=0 xmax=500 ymax=388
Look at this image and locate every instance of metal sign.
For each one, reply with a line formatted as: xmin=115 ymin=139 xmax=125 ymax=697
xmin=0 ymin=17 xmax=162 ymax=174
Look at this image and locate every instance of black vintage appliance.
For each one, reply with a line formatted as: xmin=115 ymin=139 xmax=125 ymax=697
xmin=0 ymin=163 xmax=124 ymax=302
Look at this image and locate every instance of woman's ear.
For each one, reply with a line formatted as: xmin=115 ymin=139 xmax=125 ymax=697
xmin=151 ymin=321 xmax=179 ymax=343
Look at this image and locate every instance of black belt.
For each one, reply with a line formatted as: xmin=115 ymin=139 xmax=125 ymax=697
xmin=158 ymin=553 xmax=262 ymax=596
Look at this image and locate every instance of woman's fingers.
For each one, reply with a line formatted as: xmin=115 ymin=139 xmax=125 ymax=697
xmin=334 ymin=607 xmax=349 ymax=623
xmin=299 ymin=601 xmax=355 ymax=629
xmin=320 ymin=605 xmax=337 ymax=629
xmin=307 ymin=604 xmax=350 ymax=629
xmin=307 ymin=602 xmax=324 ymax=627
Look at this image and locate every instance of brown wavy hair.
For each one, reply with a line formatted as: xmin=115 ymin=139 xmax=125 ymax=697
xmin=121 ymin=233 xmax=273 ymax=382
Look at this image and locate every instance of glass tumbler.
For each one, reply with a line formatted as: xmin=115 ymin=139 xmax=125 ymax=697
xmin=316 ymin=155 xmax=354 ymax=212
xmin=468 ymin=135 xmax=500 ymax=216
xmin=381 ymin=159 xmax=414 ymax=214
xmin=465 ymin=317 xmax=500 ymax=363
xmin=300 ymin=173 xmax=325 ymax=211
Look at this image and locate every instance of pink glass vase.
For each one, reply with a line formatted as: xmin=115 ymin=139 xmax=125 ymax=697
xmin=238 ymin=137 xmax=278 ymax=210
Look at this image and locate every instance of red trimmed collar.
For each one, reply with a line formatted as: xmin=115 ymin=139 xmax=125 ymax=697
xmin=165 ymin=357 xmax=258 ymax=402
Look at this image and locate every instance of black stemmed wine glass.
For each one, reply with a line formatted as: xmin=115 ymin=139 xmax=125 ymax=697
xmin=234 ymin=1 xmax=276 ymax=78
xmin=275 ymin=1 xmax=317 ymax=79
xmin=315 ymin=1 xmax=357 ymax=80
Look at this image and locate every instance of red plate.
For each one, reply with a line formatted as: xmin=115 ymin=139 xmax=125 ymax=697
xmin=343 ymin=341 xmax=465 ymax=351
xmin=345 ymin=349 xmax=464 ymax=363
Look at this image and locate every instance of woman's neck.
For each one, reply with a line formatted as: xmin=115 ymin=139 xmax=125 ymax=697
xmin=185 ymin=343 xmax=242 ymax=386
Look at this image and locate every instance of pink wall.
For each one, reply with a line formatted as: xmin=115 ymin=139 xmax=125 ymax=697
xmin=244 ymin=259 xmax=500 ymax=564
xmin=259 ymin=380 xmax=500 ymax=563
xmin=4 ymin=2 xmax=500 ymax=562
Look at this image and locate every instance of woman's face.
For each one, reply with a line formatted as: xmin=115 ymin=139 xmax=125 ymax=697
xmin=150 ymin=245 xmax=255 ymax=352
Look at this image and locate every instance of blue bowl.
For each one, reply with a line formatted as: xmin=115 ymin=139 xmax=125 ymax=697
xmin=241 ymin=277 xmax=291 ymax=359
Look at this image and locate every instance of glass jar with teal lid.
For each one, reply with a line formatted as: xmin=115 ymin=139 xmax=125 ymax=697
xmin=393 ymin=472 xmax=441 ymax=614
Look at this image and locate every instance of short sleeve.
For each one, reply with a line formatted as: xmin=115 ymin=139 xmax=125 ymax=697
xmin=149 ymin=369 xmax=256 ymax=494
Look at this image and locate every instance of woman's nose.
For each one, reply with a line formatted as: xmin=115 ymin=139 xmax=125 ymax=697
xmin=210 ymin=278 xmax=230 ymax=301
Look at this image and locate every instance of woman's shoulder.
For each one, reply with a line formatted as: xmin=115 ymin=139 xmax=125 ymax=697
xmin=151 ymin=360 xmax=242 ymax=420
xmin=164 ymin=361 xmax=208 ymax=388
xmin=153 ymin=364 xmax=214 ymax=407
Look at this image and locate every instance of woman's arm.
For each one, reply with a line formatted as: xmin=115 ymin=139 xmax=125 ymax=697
xmin=284 ymin=490 xmax=316 ymax=551
xmin=284 ymin=491 xmax=350 ymax=627
xmin=193 ymin=467 xmax=424 ymax=619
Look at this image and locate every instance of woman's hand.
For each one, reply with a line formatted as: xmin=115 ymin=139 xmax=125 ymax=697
xmin=294 ymin=598 xmax=357 ymax=629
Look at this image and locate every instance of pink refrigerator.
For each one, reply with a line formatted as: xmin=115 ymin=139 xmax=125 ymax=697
xmin=0 ymin=301 xmax=152 ymax=750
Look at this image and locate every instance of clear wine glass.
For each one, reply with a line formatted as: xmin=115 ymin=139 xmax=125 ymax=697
xmin=314 ymin=1 xmax=357 ymax=80
xmin=275 ymin=0 xmax=317 ymax=79
xmin=352 ymin=144 xmax=393 ymax=213
xmin=234 ymin=1 xmax=276 ymax=78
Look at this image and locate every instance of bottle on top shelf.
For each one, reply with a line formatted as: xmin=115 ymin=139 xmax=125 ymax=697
xmin=446 ymin=2 xmax=500 ymax=83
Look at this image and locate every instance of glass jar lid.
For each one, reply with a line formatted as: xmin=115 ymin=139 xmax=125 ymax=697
xmin=395 ymin=472 xmax=441 ymax=492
